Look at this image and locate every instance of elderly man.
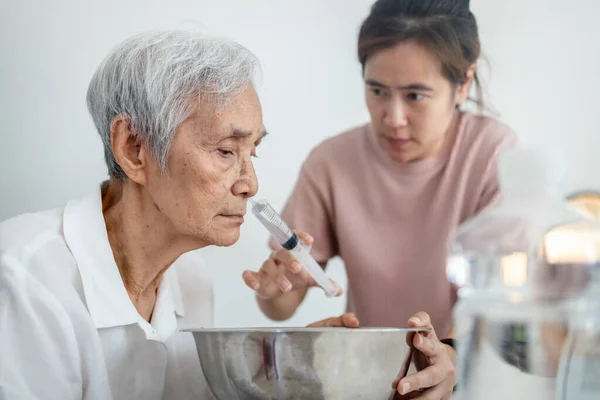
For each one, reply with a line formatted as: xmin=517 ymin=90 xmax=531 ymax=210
xmin=0 ymin=30 xmax=448 ymax=399
xmin=0 ymin=29 xmax=353 ymax=400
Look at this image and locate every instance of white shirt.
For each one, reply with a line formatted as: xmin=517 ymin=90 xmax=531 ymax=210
xmin=0 ymin=186 xmax=215 ymax=399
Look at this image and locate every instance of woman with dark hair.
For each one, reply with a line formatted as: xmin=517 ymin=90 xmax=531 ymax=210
xmin=245 ymin=0 xmax=517 ymax=397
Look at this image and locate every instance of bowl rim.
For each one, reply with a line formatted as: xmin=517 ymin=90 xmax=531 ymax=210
xmin=182 ymin=327 xmax=430 ymax=333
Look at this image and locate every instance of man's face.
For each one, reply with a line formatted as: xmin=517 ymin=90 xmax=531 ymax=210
xmin=144 ymin=84 xmax=266 ymax=247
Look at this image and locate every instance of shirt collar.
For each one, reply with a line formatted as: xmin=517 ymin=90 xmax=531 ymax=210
xmin=62 ymin=184 xmax=185 ymax=339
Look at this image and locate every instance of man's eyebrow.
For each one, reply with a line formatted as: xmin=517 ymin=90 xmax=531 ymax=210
xmin=257 ymin=130 xmax=268 ymax=141
xmin=365 ymin=79 xmax=434 ymax=91
xmin=230 ymin=129 xmax=269 ymax=140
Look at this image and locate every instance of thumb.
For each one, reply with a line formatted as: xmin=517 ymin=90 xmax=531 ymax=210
xmin=307 ymin=313 xmax=359 ymax=328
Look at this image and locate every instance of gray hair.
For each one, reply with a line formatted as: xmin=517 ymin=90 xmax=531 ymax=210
xmin=86 ymin=30 xmax=260 ymax=180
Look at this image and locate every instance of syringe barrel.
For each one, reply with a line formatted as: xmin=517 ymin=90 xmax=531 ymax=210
xmin=287 ymin=242 xmax=338 ymax=297
xmin=250 ymin=199 xmax=293 ymax=244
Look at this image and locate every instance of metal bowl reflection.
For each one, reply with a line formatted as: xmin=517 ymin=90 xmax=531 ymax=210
xmin=189 ymin=327 xmax=423 ymax=400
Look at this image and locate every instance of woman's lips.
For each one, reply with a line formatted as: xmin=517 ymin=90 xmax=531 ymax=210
xmin=385 ymin=136 xmax=411 ymax=150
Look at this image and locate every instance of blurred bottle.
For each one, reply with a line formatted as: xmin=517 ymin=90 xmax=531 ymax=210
xmin=447 ymin=146 xmax=600 ymax=399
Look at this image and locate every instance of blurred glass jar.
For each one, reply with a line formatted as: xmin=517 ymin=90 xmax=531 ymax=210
xmin=447 ymin=147 xmax=600 ymax=400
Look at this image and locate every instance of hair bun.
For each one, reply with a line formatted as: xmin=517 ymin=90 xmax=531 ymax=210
xmin=457 ymin=0 xmax=471 ymax=14
xmin=371 ymin=0 xmax=471 ymax=19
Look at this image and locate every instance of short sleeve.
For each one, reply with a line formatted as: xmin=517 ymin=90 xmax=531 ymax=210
xmin=269 ymin=150 xmax=339 ymax=265
xmin=0 ymin=253 xmax=83 ymax=400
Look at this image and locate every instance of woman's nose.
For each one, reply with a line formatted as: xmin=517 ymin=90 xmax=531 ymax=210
xmin=383 ymin=99 xmax=408 ymax=128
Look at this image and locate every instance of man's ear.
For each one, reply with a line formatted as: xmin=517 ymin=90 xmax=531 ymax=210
xmin=456 ymin=64 xmax=477 ymax=105
xmin=110 ymin=115 xmax=150 ymax=186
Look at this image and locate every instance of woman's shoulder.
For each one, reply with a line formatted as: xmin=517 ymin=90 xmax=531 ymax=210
xmin=302 ymin=124 xmax=369 ymax=172
xmin=459 ymin=112 xmax=519 ymax=151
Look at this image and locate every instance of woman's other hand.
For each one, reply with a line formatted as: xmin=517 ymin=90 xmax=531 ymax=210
xmin=393 ymin=312 xmax=456 ymax=400
xmin=306 ymin=312 xmax=360 ymax=328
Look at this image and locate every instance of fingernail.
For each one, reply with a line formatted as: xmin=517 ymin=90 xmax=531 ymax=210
xmin=280 ymin=281 xmax=292 ymax=291
xmin=409 ymin=316 xmax=421 ymax=324
xmin=252 ymin=282 xmax=259 ymax=290
xmin=401 ymin=382 xmax=411 ymax=395
xmin=291 ymin=262 xmax=301 ymax=272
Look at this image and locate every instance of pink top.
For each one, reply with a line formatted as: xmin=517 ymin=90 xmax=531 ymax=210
xmin=272 ymin=111 xmax=518 ymax=334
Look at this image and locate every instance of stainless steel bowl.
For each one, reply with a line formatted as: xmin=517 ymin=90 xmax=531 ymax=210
xmin=188 ymin=327 xmax=424 ymax=400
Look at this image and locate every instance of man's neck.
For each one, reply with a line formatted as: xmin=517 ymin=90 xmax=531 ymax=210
xmin=101 ymin=179 xmax=203 ymax=320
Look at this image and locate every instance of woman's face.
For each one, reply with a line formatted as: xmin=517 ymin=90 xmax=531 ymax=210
xmin=364 ymin=40 xmax=470 ymax=163
xmin=143 ymin=84 xmax=265 ymax=247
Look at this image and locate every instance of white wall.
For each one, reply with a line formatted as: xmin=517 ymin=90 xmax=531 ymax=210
xmin=1 ymin=0 xmax=599 ymax=330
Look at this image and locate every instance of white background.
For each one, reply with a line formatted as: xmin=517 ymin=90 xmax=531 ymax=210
xmin=1 ymin=0 xmax=599 ymax=331
xmin=1 ymin=1 xmax=599 ymax=398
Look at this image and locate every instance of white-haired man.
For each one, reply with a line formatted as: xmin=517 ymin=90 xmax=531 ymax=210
xmin=0 ymin=30 xmax=359 ymax=400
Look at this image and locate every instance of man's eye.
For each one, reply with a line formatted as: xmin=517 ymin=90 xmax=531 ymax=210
xmin=371 ymin=88 xmax=385 ymax=96
xmin=218 ymin=149 xmax=234 ymax=157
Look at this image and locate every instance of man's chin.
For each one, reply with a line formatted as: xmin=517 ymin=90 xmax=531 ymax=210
xmin=212 ymin=230 xmax=241 ymax=248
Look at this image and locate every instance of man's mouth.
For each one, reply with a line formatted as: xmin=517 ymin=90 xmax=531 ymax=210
xmin=219 ymin=213 xmax=245 ymax=223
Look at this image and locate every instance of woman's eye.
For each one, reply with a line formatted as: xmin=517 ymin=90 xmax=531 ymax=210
xmin=408 ymin=93 xmax=425 ymax=101
xmin=371 ymin=88 xmax=385 ymax=96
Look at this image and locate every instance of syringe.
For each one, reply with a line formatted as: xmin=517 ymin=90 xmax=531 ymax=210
xmin=249 ymin=198 xmax=338 ymax=297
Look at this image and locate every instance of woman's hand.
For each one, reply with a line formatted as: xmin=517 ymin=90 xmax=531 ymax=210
xmin=306 ymin=312 xmax=360 ymax=328
xmin=242 ymin=231 xmax=342 ymax=300
xmin=393 ymin=312 xmax=456 ymax=400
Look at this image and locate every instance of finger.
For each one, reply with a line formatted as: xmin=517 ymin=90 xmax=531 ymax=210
xmin=405 ymin=330 xmax=416 ymax=347
xmin=259 ymin=258 xmax=292 ymax=293
xmin=307 ymin=317 xmax=340 ymax=328
xmin=335 ymin=280 xmax=344 ymax=296
xmin=393 ymin=391 xmax=422 ymax=400
xmin=269 ymin=250 xmax=301 ymax=275
xmin=408 ymin=312 xmax=432 ymax=329
xmin=395 ymin=383 xmax=452 ymax=400
xmin=295 ymin=231 xmax=314 ymax=248
xmin=272 ymin=249 xmax=304 ymax=273
xmin=398 ymin=364 xmax=451 ymax=394
xmin=340 ymin=312 xmax=360 ymax=328
xmin=412 ymin=332 xmax=446 ymax=359
xmin=249 ymin=264 xmax=284 ymax=300
xmin=310 ymin=317 xmax=344 ymax=328
xmin=307 ymin=313 xmax=359 ymax=328
xmin=271 ymin=250 xmax=322 ymax=290
xmin=408 ymin=312 xmax=438 ymax=341
xmin=242 ymin=270 xmax=260 ymax=291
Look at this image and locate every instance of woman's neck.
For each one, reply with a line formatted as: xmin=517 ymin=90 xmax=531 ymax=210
xmin=101 ymin=179 xmax=202 ymax=321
